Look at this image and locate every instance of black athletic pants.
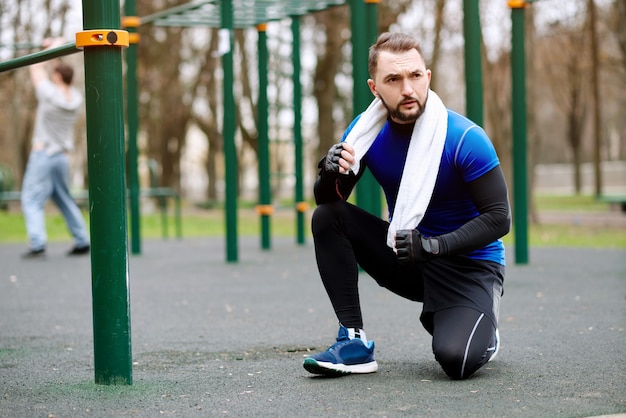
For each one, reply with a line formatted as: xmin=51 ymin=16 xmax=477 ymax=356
xmin=311 ymin=200 xmax=503 ymax=379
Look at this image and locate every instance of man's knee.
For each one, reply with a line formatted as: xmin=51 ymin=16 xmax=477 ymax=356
xmin=311 ymin=201 xmax=346 ymax=234
xmin=433 ymin=342 xmax=466 ymax=380
xmin=433 ymin=341 xmax=487 ymax=380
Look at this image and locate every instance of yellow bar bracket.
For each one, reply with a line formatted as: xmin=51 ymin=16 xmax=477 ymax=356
xmin=76 ymin=30 xmax=129 ymax=49
xmin=507 ymin=0 xmax=527 ymax=8
xmin=122 ymin=16 xmax=141 ymax=28
xmin=256 ymin=205 xmax=275 ymax=216
xmin=256 ymin=23 xmax=267 ymax=32
xmin=295 ymin=202 xmax=309 ymax=213
xmin=122 ymin=17 xmax=141 ymax=44
xmin=127 ymin=33 xmax=140 ymax=45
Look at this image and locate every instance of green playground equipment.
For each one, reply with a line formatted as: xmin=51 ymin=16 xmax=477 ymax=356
xmin=0 ymin=0 xmax=532 ymax=385
xmin=508 ymin=0 xmax=532 ymax=265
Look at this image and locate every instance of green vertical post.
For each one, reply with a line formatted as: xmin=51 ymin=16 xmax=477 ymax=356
xmin=257 ymin=23 xmax=271 ymax=250
xmin=351 ymin=0 xmax=381 ymax=217
xmin=221 ymin=0 xmax=238 ymax=262
xmin=463 ymin=0 xmax=483 ymax=125
xmin=509 ymin=1 xmax=529 ymax=264
xmin=81 ymin=1 xmax=132 ymax=384
xmin=365 ymin=0 xmax=379 ymax=40
xmin=124 ymin=3 xmax=141 ymax=255
xmin=292 ymin=17 xmax=306 ymax=245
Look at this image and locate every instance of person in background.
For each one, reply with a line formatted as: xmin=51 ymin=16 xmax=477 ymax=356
xmin=304 ymin=32 xmax=510 ymax=379
xmin=21 ymin=38 xmax=90 ymax=259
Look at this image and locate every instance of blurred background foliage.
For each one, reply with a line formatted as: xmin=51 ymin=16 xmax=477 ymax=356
xmin=0 ymin=0 xmax=624 ymax=226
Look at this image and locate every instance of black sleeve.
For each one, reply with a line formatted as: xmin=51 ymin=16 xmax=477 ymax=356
xmin=436 ymin=165 xmax=511 ymax=256
xmin=313 ymin=156 xmax=361 ymax=204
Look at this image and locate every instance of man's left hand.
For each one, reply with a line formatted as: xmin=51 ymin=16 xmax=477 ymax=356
xmin=395 ymin=229 xmax=440 ymax=265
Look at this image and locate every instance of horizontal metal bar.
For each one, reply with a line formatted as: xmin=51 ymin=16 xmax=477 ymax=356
xmin=152 ymin=0 xmax=347 ymax=28
xmin=140 ymin=0 xmax=217 ymax=25
xmin=0 ymin=42 xmax=80 ymax=74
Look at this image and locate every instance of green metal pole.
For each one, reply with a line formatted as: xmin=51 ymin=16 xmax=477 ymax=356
xmin=82 ymin=0 xmax=132 ymax=384
xmin=367 ymin=1 xmax=381 ymax=217
xmin=510 ymin=1 xmax=529 ymax=264
xmin=257 ymin=23 xmax=271 ymax=250
xmin=352 ymin=0 xmax=381 ymax=217
xmin=463 ymin=0 xmax=483 ymax=126
xmin=221 ymin=0 xmax=238 ymax=262
xmin=292 ymin=17 xmax=306 ymax=245
xmin=124 ymin=2 xmax=141 ymax=255
xmin=365 ymin=1 xmax=379 ymax=43
xmin=350 ymin=0 xmax=367 ymax=118
xmin=175 ymin=193 xmax=182 ymax=239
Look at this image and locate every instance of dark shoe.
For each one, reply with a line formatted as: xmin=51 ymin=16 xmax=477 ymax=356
xmin=22 ymin=248 xmax=46 ymax=259
xmin=67 ymin=245 xmax=90 ymax=256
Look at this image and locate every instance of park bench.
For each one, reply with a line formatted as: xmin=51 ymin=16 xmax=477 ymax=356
xmin=597 ymin=195 xmax=626 ymax=213
xmin=0 ymin=158 xmax=181 ymax=239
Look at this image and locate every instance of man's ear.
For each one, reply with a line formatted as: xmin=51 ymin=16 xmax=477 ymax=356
xmin=367 ymin=79 xmax=378 ymax=98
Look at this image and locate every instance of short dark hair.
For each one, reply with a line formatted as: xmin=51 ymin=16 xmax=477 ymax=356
xmin=368 ymin=32 xmax=425 ymax=79
xmin=53 ymin=63 xmax=74 ymax=85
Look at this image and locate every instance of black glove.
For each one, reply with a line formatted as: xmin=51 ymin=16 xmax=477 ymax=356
xmin=323 ymin=143 xmax=347 ymax=175
xmin=395 ymin=229 xmax=440 ymax=265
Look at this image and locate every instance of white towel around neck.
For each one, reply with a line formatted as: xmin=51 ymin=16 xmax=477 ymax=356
xmin=343 ymin=89 xmax=448 ymax=248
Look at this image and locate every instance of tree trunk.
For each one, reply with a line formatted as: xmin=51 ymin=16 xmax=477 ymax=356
xmin=429 ymin=0 xmax=446 ymax=92
xmin=191 ymin=28 xmax=222 ymax=203
xmin=526 ymin=6 xmax=541 ymax=224
xmin=313 ymin=6 xmax=350 ymax=157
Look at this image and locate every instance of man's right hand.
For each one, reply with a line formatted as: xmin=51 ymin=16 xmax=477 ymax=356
xmin=324 ymin=143 xmax=355 ymax=175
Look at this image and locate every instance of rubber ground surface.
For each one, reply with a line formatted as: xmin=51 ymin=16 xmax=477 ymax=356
xmin=1 ymin=237 xmax=624 ymax=417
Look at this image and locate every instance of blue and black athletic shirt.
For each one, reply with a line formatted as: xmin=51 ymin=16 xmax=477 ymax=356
xmin=339 ymin=109 xmax=507 ymax=265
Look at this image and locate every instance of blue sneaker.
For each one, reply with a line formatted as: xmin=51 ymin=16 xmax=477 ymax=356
xmin=303 ymin=325 xmax=378 ymax=376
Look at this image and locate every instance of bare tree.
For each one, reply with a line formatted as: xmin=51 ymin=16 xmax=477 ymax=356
xmin=605 ymin=0 xmax=626 ymax=160
xmin=312 ymin=6 xmax=351 ymax=156
xmin=482 ymin=50 xmax=512 ymax=184
xmin=191 ymin=28 xmax=222 ymax=204
xmin=540 ymin=24 xmax=589 ymax=194
xmin=609 ymin=0 xmax=626 ymax=71
xmin=587 ymin=0 xmax=602 ymax=195
xmin=137 ymin=0 xmax=196 ymax=191
xmin=525 ymin=6 xmax=543 ymax=223
xmin=429 ymin=0 xmax=447 ymax=93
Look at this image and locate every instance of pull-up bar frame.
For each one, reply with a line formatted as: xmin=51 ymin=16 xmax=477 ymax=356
xmin=0 ymin=0 xmax=531 ymax=386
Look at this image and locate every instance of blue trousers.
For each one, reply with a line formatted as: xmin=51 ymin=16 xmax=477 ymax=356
xmin=21 ymin=151 xmax=89 ymax=251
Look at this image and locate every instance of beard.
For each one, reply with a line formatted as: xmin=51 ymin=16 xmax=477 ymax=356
xmin=380 ymin=92 xmax=428 ymax=123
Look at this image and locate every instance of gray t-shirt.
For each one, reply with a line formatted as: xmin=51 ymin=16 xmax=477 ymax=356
xmin=32 ymin=79 xmax=83 ymax=155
